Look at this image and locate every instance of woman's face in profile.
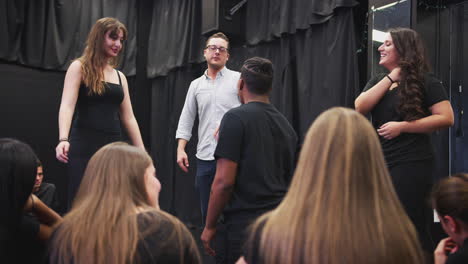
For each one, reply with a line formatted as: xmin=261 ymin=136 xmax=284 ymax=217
xmin=378 ymin=33 xmax=400 ymax=70
xmin=144 ymin=164 xmax=161 ymax=208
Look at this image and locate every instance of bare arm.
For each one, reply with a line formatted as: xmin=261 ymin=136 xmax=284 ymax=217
xmin=55 ymin=60 xmax=82 ymax=163
xmin=201 ymin=158 xmax=238 ymax=256
xmin=355 ymin=68 xmax=400 ymax=115
xmin=24 ymin=194 xmax=62 ymax=241
xmin=377 ymin=100 xmax=454 ymax=139
xmin=118 ymin=71 xmax=145 ymax=150
xmin=177 ymin=139 xmax=189 ymax=172
xmin=236 ymin=256 xmax=248 ymax=264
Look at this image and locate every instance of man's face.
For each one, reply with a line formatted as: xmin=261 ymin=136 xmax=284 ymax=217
xmin=34 ymin=166 xmax=44 ymax=190
xmin=204 ymin=38 xmax=229 ymax=70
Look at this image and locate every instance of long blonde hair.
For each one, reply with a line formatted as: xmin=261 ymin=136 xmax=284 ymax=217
xmin=249 ymin=107 xmax=424 ymax=264
xmin=78 ymin=17 xmax=127 ymax=95
xmin=51 ymin=142 xmax=199 ymax=264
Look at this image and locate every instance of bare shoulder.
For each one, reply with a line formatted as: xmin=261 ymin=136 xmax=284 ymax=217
xmin=67 ymin=60 xmax=83 ymax=74
xmin=116 ymin=69 xmax=127 ymax=81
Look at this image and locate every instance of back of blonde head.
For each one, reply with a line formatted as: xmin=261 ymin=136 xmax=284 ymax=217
xmin=51 ymin=142 xmax=153 ymax=264
xmin=251 ymin=107 xmax=424 ymax=264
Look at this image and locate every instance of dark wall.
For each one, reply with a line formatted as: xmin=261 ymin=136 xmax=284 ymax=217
xmin=0 ymin=62 xmax=67 ymax=212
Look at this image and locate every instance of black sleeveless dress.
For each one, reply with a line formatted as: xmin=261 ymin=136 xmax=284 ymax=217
xmin=67 ymin=69 xmax=124 ymax=208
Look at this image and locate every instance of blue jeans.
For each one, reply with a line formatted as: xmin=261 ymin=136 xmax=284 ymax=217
xmin=195 ymin=159 xmax=216 ymax=224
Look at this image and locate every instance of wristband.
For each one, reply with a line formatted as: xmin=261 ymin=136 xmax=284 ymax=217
xmin=386 ymin=75 xmax=395 ymax=84
xmin=59 ymin=138 xmax=69 ymax=142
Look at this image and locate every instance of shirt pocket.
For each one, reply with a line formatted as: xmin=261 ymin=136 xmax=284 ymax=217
xmin=217 ymin=91 xmax=239 ymax=108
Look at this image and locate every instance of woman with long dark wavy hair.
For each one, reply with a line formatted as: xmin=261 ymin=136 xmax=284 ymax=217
xmin=355 ymin=28 xmax=454 ymax=250
xmin=55 ymin=17 xmax=144 ymax=209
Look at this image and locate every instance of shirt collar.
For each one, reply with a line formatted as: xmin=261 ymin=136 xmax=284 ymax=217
xmin=204 ymin=66 xmax=227 ymax=80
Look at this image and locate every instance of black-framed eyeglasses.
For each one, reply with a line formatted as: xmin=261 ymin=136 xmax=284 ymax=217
xmin=205 ymin=45 xmax=228 ymax=53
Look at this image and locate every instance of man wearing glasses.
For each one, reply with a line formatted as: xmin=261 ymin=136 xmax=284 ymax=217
xmin=176 ymin=32 xmax=240 ymax=226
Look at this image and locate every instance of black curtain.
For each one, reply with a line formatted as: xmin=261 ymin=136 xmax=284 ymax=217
xmin=0 ymin=0 xmax=137 ymax=75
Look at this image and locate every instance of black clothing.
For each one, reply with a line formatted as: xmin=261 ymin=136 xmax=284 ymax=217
xmin=363 ymin=73 xmax=448 ymax=251
xmin=214 ymin=101 xmax=298 ymax=215
xmin=214 ymin=101 xmax=297 ymax=263
xmin=67 ymin=70 xmax=124 ymax=208
xmin=447 ymin=239 xmax=468 ymax=264
xmin=19 ymin=215 xmax=45 ymax=264
xmin=363 ymin=73 xmax=448 ymax=167
xmin=34 ymin=182 xmax=59 ymax=211
xmin=243 ymin=218 xmax=266 ymax=264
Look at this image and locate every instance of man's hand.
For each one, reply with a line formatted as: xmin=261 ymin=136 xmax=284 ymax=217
xmin=434 ymin=237 xmax=458 ymax=264
xmin=201 ymin=226 xmax=217 ymax=256
xmin=177 ymin=149 xmax=189 ymax=173
xmin=377 ymin=121 xmax=406 ymax=140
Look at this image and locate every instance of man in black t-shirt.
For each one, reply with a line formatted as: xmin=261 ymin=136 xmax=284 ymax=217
xmin=201 ymin=57 xmax=298 ymax=264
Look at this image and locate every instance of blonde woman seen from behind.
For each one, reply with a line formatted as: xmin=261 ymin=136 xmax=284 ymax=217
xmin=50 ymin=142 xmax=201 ymax=264
xmin=239 ymin=107 xmax=424 ymax=264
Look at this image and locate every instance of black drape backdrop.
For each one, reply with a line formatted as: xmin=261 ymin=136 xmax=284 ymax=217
xmin=0 ymin=0 xmax=362 ymax=225
xmin=0 ymin=0 xmax=137 ymax=75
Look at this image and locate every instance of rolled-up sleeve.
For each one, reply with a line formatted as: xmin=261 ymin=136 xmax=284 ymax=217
xmin=176 ymin=80 xmax=198 ymax=141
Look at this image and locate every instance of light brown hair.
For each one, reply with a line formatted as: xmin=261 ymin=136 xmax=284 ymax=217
xmin=50 ymin=142 xmax=200 ymax=264
xmin=78 ymin=17 xmax=127 ymax=95
xmin=248 ymin=107 xmax=424 ymax=264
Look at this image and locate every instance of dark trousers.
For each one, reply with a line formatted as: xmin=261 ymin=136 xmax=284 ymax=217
xmin=224 ymin=213 xmax=261 ymax=264
xmin=196 ymin=159 xmax=228 ymax=263
xmin=389 ymin=159 xmax=434 ymax=251
xmin=195 ymin=159 xmax=216 ymax=224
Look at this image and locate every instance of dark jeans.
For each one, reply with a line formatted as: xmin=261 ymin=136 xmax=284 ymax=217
xmin=195 ymin=159 xmax=216 ymax=224
xmin=224 ymin=213 xmax=261 ymax=264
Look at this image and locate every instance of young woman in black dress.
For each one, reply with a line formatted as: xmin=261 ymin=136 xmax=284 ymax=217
xmin=355 ymin=28 xmax=454 ymax=250
xmin=55 ymin=17 xmax=144 ymax=207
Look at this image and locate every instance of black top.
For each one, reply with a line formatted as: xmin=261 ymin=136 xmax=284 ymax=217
xmin=447 ymin=238 xmax=468 ymax=264
xmin=214 ymin=102 xmax=298 ymax=216
xmin=19 ymin=215 xmax=44 ymax=264
xmin=363 ymin=73 xmax=448 ymax=167
xmin=34 ymin=182 xmax=59 ymax=211
xmin=71 ymin=70 xmax=124 ymax=135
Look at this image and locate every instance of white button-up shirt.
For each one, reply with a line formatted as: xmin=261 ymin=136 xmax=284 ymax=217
xmin=176 ymin=67 xmax=241 ymax=160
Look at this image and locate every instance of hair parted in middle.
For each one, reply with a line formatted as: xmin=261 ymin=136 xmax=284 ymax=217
xmin=240 ymin=56 xmax=273 ymax=95
xmin=246 ymin=107 xmax=424 ymax=264
xmin=78 ymin=17 xmax=128 ymax=95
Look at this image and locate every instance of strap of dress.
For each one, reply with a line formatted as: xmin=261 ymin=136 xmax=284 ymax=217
xmin=116 ymin=69 xmax=122 ymax=86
